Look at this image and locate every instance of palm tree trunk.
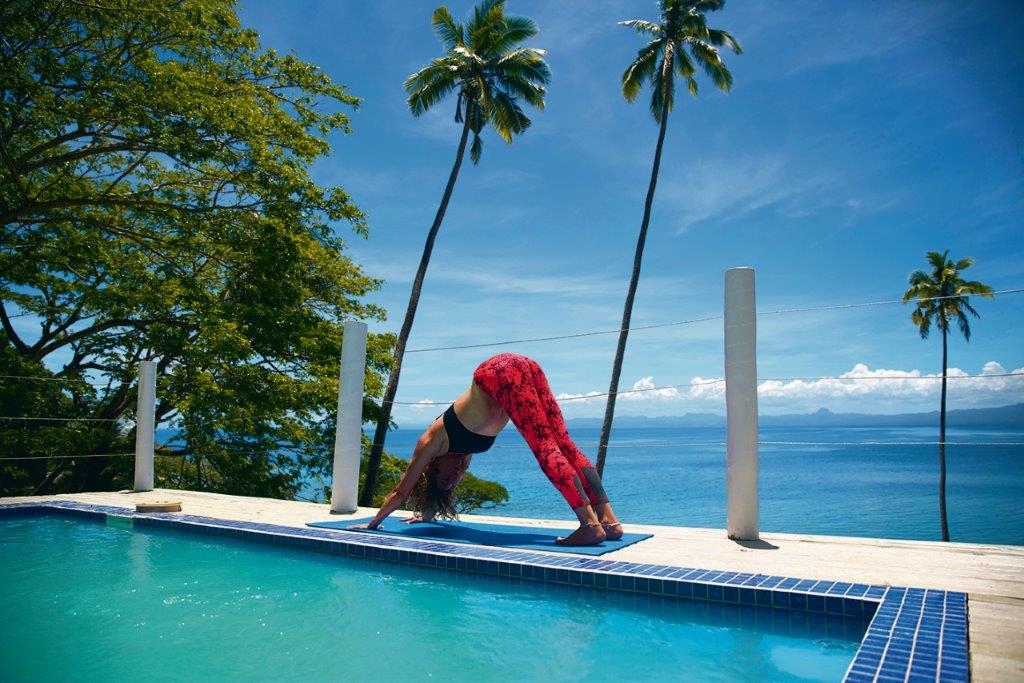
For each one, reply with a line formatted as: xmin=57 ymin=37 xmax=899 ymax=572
xmin=595 ymin=98 xmax=671 ymax=477
xmin=360 ymin=114 xmax=473 ymax=506
xmin=939 ymin=327 xmax=950 ymax=541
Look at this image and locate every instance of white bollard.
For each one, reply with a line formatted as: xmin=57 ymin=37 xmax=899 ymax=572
xmin=724 ymin=267 xmax=759 ymax=541
xmin=330 ymin=321 xmax=368 ymax=513
xmin=133 ymin=361 xmax=156 ymax=492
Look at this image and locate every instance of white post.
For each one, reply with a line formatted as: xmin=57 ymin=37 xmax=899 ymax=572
xmin=724 ymin=267 xmax=759 ymax=540
xmin=133 ymin=361 xmax=155 ymax=492
xmin=331 ymin=321 xmax=368 ymax=513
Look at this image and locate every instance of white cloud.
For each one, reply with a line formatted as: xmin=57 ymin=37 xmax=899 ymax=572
xmin=554 ymin=363 xmax=1024 ymax=416
xmin=409 ymin=399 xmax=446 ymax=413
xmin=619 ymin=375 xmax=680 ymax=401
xmin=757 ymin=362 xmax=1024 ymax=408
xmin=555 ymin=390 xmax=604 ymax=405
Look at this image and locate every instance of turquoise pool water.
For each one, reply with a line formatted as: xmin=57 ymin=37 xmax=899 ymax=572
xmin=0 ymin=516 xmax=866 ymax=682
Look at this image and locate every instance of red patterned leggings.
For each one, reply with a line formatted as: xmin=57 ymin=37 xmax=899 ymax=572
xmin=473 ymin=353 xmax=608 ymax=509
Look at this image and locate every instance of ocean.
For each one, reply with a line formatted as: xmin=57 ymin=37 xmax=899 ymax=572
xmin=357 ymin=424 xmax=1024 ymax=546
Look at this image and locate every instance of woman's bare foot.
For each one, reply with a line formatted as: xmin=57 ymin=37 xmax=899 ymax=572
xmin=556 ymin=522 xmax=606 ymax=546
xmin=602 ymin=522 xmax=624 ymax=541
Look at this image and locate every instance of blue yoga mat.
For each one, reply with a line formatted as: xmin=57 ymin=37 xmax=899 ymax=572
xmin=307 ymin=517 xmax=651 ymax=556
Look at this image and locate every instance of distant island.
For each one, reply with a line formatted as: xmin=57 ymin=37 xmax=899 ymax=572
xmin=566 ymin=403 xmax=1024 ymax=429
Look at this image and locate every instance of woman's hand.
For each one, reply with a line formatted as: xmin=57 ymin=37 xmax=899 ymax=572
xmin=346 ymin=523 xmax=377 ymax=531
xmin=402 ymin=515 xmax=431 ymax=524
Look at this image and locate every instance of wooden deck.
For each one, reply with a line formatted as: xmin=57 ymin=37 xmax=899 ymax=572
xmin=5 ymin=489 xmax=1022 ymax=682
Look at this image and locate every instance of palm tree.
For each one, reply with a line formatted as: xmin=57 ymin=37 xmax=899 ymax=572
xmin=360 ymin=0 xmax=550 ymax=505
xmin=596 ymin=0 xmax=741 ymax=476
xmin=903 ymin=250 xmax=993 ymax=541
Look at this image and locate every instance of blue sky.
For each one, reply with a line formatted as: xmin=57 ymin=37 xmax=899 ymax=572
xmin=238 ymin=0 xmax=1023 ymax=425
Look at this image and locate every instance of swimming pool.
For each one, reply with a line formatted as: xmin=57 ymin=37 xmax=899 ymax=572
xmin=0 ymin=502 xmax=969 ymax=682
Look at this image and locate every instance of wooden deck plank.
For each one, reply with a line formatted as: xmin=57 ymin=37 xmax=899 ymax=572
xmin=4 ymin=490 xmax=1022 ymax=682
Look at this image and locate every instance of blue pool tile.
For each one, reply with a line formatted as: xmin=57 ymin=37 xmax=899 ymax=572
xmin=794 ymin=578 xmax=817 ymax=592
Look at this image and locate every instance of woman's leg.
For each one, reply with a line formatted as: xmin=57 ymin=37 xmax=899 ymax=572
xmin=523 ymin=358 xmax=623 ymax=538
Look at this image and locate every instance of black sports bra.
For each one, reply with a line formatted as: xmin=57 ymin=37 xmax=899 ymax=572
xmin=442 ymin=404 xmax=496 ymax=454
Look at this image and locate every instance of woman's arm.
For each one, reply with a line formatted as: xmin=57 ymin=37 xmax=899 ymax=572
xmin=350 ymin=422 xmax=448 ymax=530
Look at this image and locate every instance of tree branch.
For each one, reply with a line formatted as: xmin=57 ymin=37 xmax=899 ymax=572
xmin=0 ymin=299 xmax=30 ymax=352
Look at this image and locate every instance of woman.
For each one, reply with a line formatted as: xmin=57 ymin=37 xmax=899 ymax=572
xmin=350 ymin=353 xmax=623 ymax=546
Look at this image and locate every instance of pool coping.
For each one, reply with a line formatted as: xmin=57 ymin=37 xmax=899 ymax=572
xmin=2 ymin=500 xmax=970 ymax=682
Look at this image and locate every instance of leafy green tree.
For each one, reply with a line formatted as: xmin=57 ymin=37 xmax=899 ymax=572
xmin=597 ymin=0 xmax=741 ymax=475
xmin=0 ymin=0 xmax=395 ymax=498
xmin=360 ymin=0 xmax=550 ymax=505
xmin=903 ymin=250 xmax=993 ymax=541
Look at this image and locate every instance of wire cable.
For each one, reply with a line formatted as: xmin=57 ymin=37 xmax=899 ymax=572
xmin=0 ymin=374 xmax=109 ymax=387
xmin=1 ymin=452 xmax=135 ymax=461
xmin=0 ymin=416 xmax=122 ymax=423
xmin=405 ymin=314 xmax=721 ymax=353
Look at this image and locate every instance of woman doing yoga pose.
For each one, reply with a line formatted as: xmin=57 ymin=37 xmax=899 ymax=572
xmin=350 ymin=353 xmax=622 ymax=546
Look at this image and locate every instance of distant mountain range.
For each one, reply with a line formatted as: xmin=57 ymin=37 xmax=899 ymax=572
xmin=566 ymin=403 xmax=1024 ymax=429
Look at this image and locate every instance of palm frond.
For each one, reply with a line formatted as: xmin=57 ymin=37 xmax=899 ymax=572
xmin=432 ymin=6 xmax=465 ymax=50
xmin=674 ymin=43 xmax=697 ymax=78
xmin=471 ymin=0 xmax=504 ymax=28
xmin=490 ymin=15 xmax=539 ymax=54
xmin=488 ymin=91 xmax=531 ymax=142
xmin=404 ymin=59 xmax=462 ymax=116
xmin=622 ymin=41 xmax=661 ymax=102
xmin=469 ymin=131 xmax=483 ymax=164
xmin=688 ymin=40 xmax=733 ymax=91
xmin=650 ymin=61 xmax=675 ymax=122
xmin=406 ymin=73 xmax=460 ymax=117
xmin=498 ymin=74 xmax=547 ymax=109
xmin=467 ymin=0 xmax=506 ymax=54
xmin=496 ymin=48 xmax=551 ymax=80
xmin=956 ymin=310 xmax=973 ymax=341
xmin=694 ymin=0 xmax=727 ymax=12
xmin=619 ymin=19 xmax=662 ymax=37
xmin=911 ymin=309 xmax=932 ymax=339
xmin=706 ymin=28 xmax=743 ymax=54
xmin=927 ymin=250 xmax=949 ymax=270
